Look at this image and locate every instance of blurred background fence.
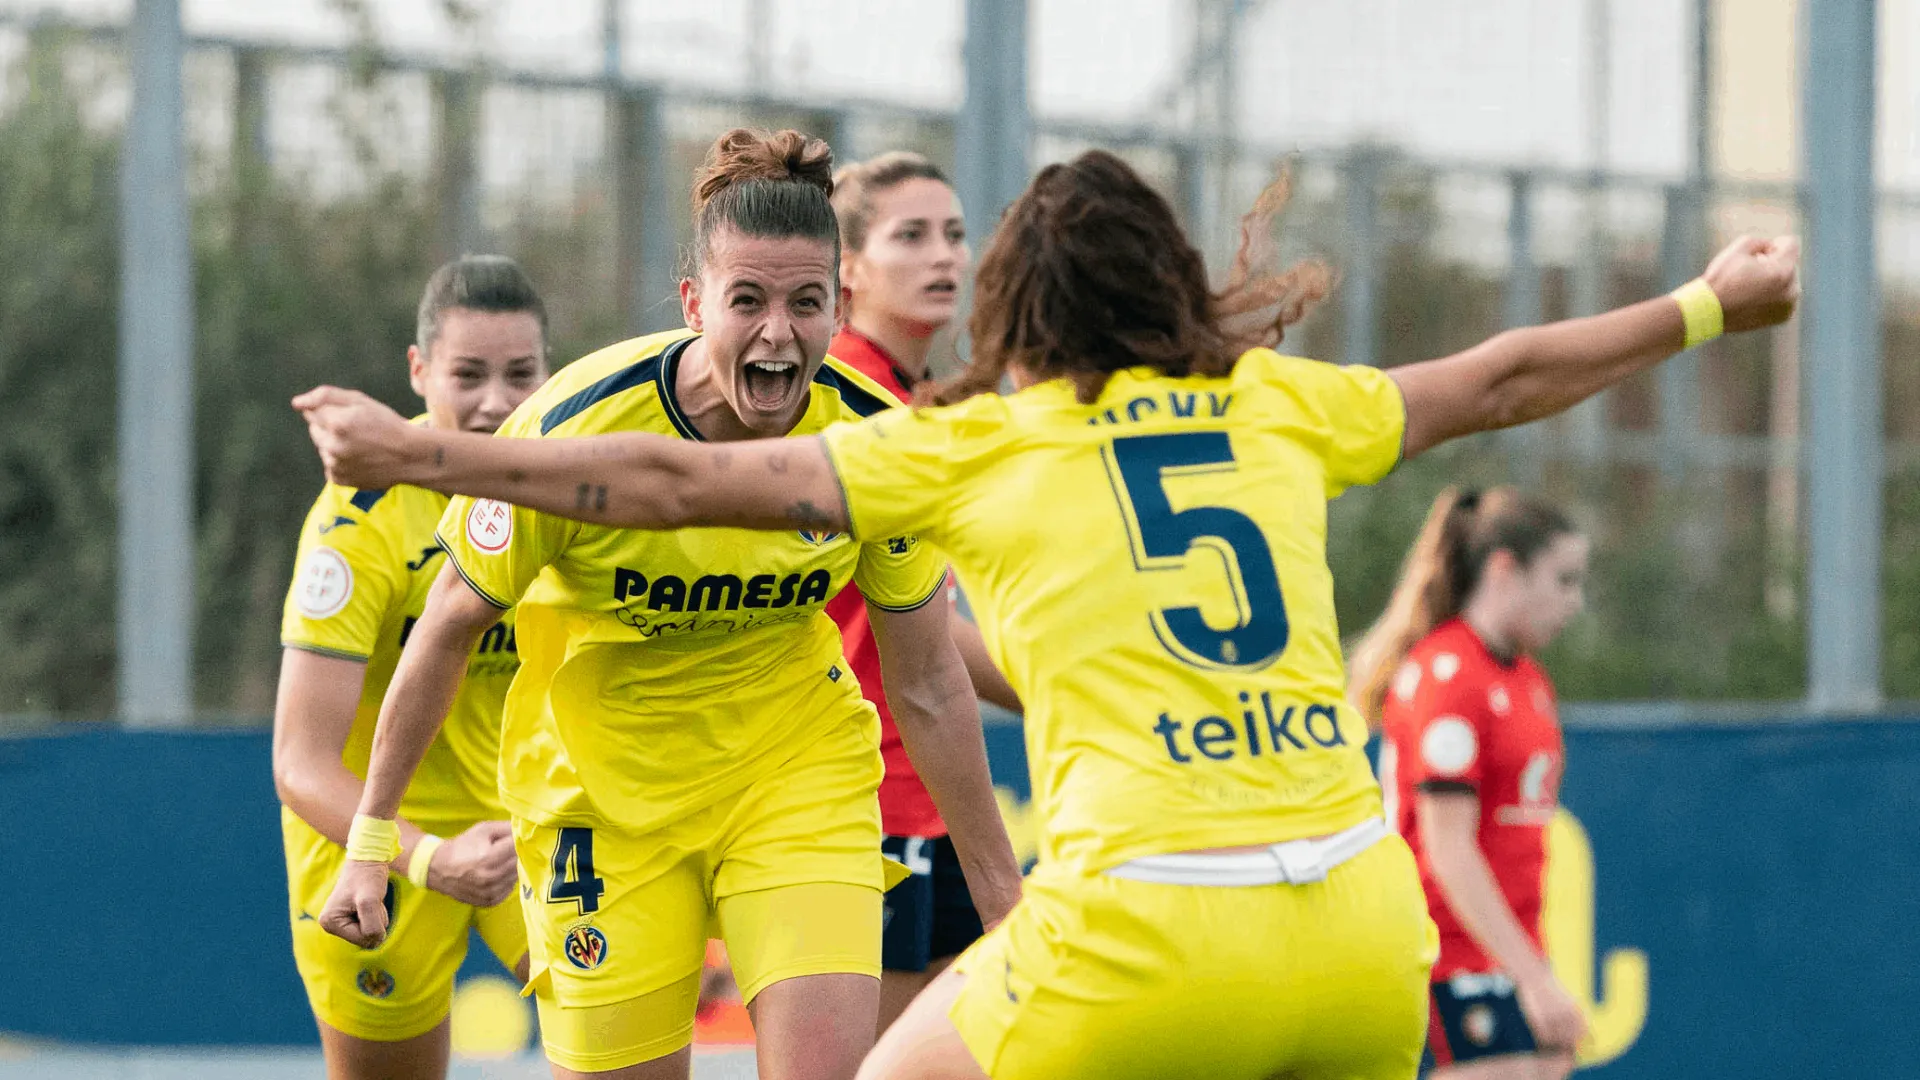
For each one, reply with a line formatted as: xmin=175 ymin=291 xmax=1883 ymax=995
xmin=4 ymin=0 xmax=1917 ymax=726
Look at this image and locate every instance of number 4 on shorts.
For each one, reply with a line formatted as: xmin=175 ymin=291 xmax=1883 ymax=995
xmin=547 ymin=827 xmax=606 ymax=914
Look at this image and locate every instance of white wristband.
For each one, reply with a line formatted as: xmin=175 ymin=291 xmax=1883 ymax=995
xmin=406 ymin=834 xmax=445 ymax=889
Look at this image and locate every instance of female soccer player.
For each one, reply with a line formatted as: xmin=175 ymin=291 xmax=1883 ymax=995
xmin=274 ymin=255 xmax=548 ymax=1079
xmin=827 ymin=150 xmax=1021 ymax=1031
xmin=1351 ymin=488 xmax=1589 ymax=1080
xmin=310 ymin=129 xmax=1022 ymax=1080
xmin=295 ymin=150 xmax=1799 ymax=1080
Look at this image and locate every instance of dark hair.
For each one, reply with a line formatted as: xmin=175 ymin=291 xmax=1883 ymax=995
xmin=925 ymin=150 xmax=1329 ymax=406
xmin=686 ymin=128 xmax=839 ymax=278
xmin=831 ymin=151 xmax=951 ymax=254
xmin=415 ymin=255 xmax=548 ymax=358
xmin=1348 ymin=487 xmax=1578 ymax=726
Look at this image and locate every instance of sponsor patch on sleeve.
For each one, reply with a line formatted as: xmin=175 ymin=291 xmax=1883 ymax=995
xmin=465 ymin=499 xmax=514 ymax=554
xmin=294 ymin=547 xmax=354 ymax=619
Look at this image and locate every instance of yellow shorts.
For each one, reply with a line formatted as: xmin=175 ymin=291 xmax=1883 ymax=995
xmin=283 ymin=809 xmax=528 ymax=1042
xmin=515 ymin=716 xmax=904 ymax=1073
xmin=950 ymin=834 xmax=1438 ymax=1080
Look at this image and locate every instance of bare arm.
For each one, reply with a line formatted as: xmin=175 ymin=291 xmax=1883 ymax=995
xmin=870 ymin=598 xmax=1024 ymax=928
xmin=293 ymin=390 xmax=849 ymax=535
xmin=949 ymin=602 xmax=1021 ymax=714
xmin=355 ymin=565 xmax=506 ymax=820
xmin=1392 ymin=234 xmax=1800 ymax=461
xmin=1418 ymin=791 xmax=1588 ymax=1049
xmin=271 ymin=649 xmax=430 ymax=873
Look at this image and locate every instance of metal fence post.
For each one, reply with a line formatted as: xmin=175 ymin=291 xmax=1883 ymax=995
xmin=955 ymin=0 xmax=1030 ymax=237
xmin=1342 ymin=148 xmax=1380 ymax=370
xmin=118 ymin=0 xmax=195 ymax=727
xmin=1803 ymin=0 xmax=1882 ymax=712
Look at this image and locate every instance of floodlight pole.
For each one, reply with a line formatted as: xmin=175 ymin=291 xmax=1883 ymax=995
xmin=118 ymin=0 xmax=195 ymax=727
xmin=1802 ymin=0 xmax=1881 ymax=712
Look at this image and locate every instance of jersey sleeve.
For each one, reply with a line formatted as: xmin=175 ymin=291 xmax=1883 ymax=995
xmin=436 ymin=414 xmax=578 ymax=608
xmin=1400 ymin=654 xmax=1493 ymax=795
xmin=851 ymin=534 xmax=949 ymax=613
xmin=818 ymin=405 xmax=960 ymax=546
xmin=1246 ymin=352 xmax=1407 ymax=496
xmin=280 ymin=487 xmax=402 ymax=662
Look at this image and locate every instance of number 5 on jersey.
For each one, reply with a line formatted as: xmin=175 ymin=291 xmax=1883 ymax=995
xmin=1103 ymin=431 xmax=1289 ymax=671
xmin=547 ymin=827 xmax=605 ymax=914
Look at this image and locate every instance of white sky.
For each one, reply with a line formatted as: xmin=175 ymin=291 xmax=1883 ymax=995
xmin=4 ymin=0 xmax=1915 ymax=191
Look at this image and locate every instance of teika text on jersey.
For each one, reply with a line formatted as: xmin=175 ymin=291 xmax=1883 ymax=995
xmin=1153 ymin=691 xmax=1349 ymax=763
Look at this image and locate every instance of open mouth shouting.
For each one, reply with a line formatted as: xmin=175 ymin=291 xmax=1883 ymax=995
xmin=742 ymin=356 xmax=804 ymax=415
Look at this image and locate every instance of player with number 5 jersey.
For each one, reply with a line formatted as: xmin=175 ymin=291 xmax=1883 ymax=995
xmin=295 ymin=150 xmax=1801 ymax=1079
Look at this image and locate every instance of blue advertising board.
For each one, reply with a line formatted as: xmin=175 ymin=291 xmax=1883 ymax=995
xmin=3 ymin=718 xmax=1916 ymax=1077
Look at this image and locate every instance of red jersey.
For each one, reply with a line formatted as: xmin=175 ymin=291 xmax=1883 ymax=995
xmin=823 ymin=328 xmax=948 ymax=837
xmin=1380 ymin=618 xmax=1563 ymax=979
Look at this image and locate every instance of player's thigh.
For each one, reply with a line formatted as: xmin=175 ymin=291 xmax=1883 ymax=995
xmin=749 ymin=971 xmax=882 ymax=1080
xmin=316 ymin=1016 xmax=449 ymax=1080
xmin=878 ymin=961 xmax=948 ymax=1036
xmin=859 ymin=969 xmax=987 ymax=1080
xmin=285 ymin=816 xmax=477 ymax=1045
xmin=713 ymin=718 xmax=891 ymax=1002
xmin=515 ymin=817 xmax=712 ymax=1074
xmin=1428 ymin=1058 xmax=1540 ymax=1080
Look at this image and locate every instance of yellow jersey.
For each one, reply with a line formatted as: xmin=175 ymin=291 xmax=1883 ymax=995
xmin=438 ymin=329 xmax=948 ymax=831
xmin=821 ymin=351 xmax=1406 ymax=874
xmin=281 ymin=471 xmax=518 ymax=833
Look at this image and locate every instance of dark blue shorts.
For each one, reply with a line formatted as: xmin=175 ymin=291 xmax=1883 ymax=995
xmin=880 ymin=834 xmax=983 ymax=972
xmin=1422 ymin=972 xmax=1539 ymax=1070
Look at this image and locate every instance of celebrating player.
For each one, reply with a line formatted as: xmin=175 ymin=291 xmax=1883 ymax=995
xmin=826 ymin=150 xmax=1021 ymax=1032
xmin=311 ymin=129 xmax=1022 ymax=1080
xmin=295 ymin=149 xmax=1799 ymax=1080
xmin=1351 ymin=488 xmax=1589 ymax=1079
xmin=273 ymin=255 xmax=548 ymax=1079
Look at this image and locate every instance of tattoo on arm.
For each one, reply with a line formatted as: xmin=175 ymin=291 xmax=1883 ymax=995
xmin=594 ymin=485 xmax=608 ymax=512
xmin=434 ymin=446 xmax=445 ymax=467
xmin=767 ymin=452 xmax=791 ymax=475
xmin=784 ymin=500 xmax=834 ymax=529
xmin=575 ymin=482 xmax=591 ymax=511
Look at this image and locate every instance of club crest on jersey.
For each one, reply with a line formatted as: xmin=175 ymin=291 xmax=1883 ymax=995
xmin=356 ymin=968 xmax=396 ymax=999
xmin=797 ymin=529 xmax=843 ymax=545
xmin=564 ymin=925 xmax=609 ymax=970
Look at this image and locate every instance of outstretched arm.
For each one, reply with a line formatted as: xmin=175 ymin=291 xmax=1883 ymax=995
xmin=1392 ymin=235 xmax=1800 ymax=461
xmin=292 ymin=391 xmax=851 ymax=535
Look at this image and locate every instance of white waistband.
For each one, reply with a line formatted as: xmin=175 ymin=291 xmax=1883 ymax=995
xmin=1102 ymin=817 xmax=1388 ymax=887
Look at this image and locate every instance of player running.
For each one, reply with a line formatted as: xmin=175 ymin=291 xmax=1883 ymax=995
xmin=273 ymin=255 xmax=548 ymax=1079
xmin=310 ymin=129 xmax=1021 ymax=1080
xmin=826 ymin=150 xmax=1022 ymax=1032
xmin=295 ymin=150 xmax=1799 ymax=1080
xmin=1351 ymin=488 xmax=1589 ymax=1079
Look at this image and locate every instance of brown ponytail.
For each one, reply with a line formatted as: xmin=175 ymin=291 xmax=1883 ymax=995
xmin=1347 ymin=487 xmax=1575 ymax=726
xmin=685 ymin=128 xmax=839 ymax=278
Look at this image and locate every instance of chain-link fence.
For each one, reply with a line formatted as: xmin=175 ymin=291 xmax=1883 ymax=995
xmin=3 ymin=2 xmax=1918 ymax=721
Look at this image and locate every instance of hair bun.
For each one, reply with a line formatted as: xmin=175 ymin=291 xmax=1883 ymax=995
xmin=692 ymin=128 xmax=834 ymax=216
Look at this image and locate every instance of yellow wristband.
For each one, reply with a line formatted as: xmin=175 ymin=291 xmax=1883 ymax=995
xmin=1671 ymin=278 xmax=1724 ymax=350
xmin=345 ymin=814 xmax=402 ymax=864
xmin=406 ymin=833 xmax=444 ymax=889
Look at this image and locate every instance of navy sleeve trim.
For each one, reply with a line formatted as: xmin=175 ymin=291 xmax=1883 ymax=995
xmin=865 ymin=569 xmax=947 ymax=613
xmin=432 ymin=531 xmax=514 ymax=610
xmin=281 ymin=641 xmax=372 ymax=663
xmin=540 ymin=353 xmax=665 ymax=435
xmin=348 ymin=488 xmax=390 ymax=513
xmin=812 ymin=363 xmax=895 ymax=418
